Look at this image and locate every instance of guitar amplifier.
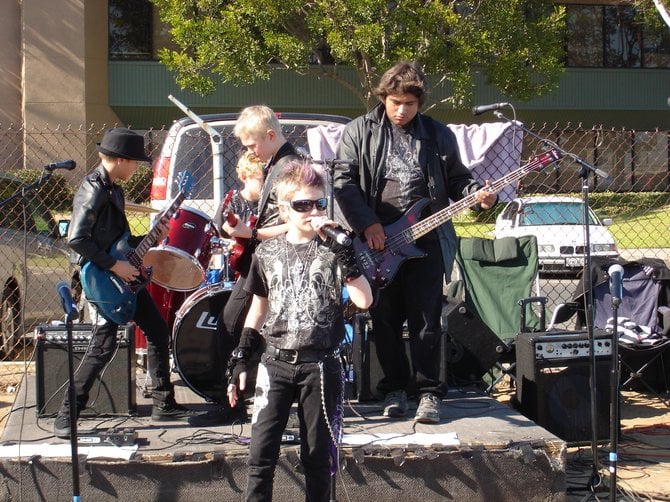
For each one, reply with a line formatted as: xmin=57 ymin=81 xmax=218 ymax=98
xmin=514 ymin=329 xmax=613 ymax=443
xmin=35 ymin=323 xmax=136 ymax=417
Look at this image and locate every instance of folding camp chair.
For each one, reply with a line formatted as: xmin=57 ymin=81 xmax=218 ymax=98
xmin=550 ymin=256 xmax=670 ymax=404
xmin=449 ymin=235 xmax=544 ymax=393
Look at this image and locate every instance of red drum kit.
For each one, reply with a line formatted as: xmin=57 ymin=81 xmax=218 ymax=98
xmin=135 ymin=205 xmax=236 ymax=398
xmin=144 ymin=207 xmax=218 ymax=291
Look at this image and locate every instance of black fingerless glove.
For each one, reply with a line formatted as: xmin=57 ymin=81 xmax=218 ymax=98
xmin=326 ymin=235 xmax=362 ymax=282
xmin=225 ymin=327 xmax=263 ymax=385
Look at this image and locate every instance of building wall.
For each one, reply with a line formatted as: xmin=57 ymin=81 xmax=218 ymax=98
xmin=0 ymin=1 xmax=22 ymax=126
xmin=9 ymin=0 xmax=121 ymax=172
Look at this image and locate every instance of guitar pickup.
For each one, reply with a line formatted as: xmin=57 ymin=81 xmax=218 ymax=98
xmin=109 ymin=275 xmax=126 ymax=295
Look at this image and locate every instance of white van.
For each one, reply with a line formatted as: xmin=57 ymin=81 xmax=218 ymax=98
xmin=150 ymin=112 xmax=351 ymax=217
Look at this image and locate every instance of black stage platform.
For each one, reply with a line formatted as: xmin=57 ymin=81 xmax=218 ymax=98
xmin=0 ymin=368 xmax=567 ymax=501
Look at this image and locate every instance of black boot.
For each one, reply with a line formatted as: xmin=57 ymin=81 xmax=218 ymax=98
xmin=187 ymin=401 xmax=247 ymax=427
xmin=151 ymin=401 xmax=202 ymax=422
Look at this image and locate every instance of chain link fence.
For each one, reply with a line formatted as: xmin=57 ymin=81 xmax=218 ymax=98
xmin=0 ymin=122 xmax=667 ymax=392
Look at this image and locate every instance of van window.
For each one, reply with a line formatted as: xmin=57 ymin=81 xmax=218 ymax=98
xmin=169 ymin=122 xmax=315 ymax=202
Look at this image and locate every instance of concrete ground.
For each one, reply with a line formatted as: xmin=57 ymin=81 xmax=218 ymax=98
xmin=493 ymin=381 xmax=670 ymax=501
xmin=1 ymin=363 xmax=669 ymax=501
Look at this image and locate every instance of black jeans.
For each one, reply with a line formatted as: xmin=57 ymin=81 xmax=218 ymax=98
xmin=59 ymin=287 xmax=175 ymax=416
xmin=371 ymin=237 xmax=446 ymax=398
xmin=246 ymin=354 xmax=342 ymax=502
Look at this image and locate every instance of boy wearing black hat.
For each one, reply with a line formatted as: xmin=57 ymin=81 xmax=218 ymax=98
xmin=53 ymin=128 xmax=200 ymax=438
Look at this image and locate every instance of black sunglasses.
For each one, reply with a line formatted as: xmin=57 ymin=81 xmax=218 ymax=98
xmin=288 ymin=198 xmax=328 ymax=212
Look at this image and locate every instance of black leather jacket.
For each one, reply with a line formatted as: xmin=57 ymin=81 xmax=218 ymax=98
xmin=333 ymin=103 xmax=484 ymax=235
xmin=68 ymin=165 xmax=141 ymax=270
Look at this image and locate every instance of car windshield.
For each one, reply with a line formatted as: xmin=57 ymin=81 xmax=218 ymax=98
xmin=519 ymin=202 xmax=598 ymax=226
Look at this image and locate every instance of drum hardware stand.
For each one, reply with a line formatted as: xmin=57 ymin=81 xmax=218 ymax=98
xmin=168 ymin=94 xmax=227 ymax=218
xmin=138 ymin=359 xmax=153 ymax=399
xmin=494 ymin=111 xmax=612 ymax=497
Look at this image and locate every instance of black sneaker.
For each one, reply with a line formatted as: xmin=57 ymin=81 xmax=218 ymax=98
xmin=188 ymin=405 xmax=247 ymax=427
xmin=53 ymin=413 xmax=71 ymax=438
xmin=383 ymin=390 xmax=408 ymax=418
xmin=151 ymin=403 xmax=202 ymax=422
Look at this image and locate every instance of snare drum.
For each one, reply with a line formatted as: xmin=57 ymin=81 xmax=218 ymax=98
xmin=172 ymin=282 xmax=235 ymax=401
xmin=144 ymin=206 xmax=217 ymax=291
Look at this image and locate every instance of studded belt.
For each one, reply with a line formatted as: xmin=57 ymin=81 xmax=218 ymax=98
xmin=264 ymin=344 xmax=339 ymax=364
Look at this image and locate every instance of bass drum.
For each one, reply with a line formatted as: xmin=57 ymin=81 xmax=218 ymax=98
xmin=172 ymin=282 xmax=235 ymax=401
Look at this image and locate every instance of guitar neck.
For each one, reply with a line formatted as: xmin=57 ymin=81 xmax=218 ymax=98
xmin=406 ymin=150 xmax=561 ymax=242
xmin=127 ymin=193 xmax=185 ymax=267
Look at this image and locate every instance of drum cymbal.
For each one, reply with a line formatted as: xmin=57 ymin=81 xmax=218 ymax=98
xmin=125 ymin=201 xmax=159 ymax=213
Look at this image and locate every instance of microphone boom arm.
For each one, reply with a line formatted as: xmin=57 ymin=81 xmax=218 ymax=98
xmin=493 ymin=111 xmax=611 ymax=180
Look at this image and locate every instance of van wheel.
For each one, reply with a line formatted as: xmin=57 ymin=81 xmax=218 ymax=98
xmin=0 ymin=291 xmax=21 ymax=358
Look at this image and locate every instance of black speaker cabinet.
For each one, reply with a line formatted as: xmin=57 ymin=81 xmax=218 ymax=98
xmin=351 ymin=308 xmax=454 ymax=401
xmin=514 ymin=330 xmax=612 ymax=443
xmin=35 ymin=323 xmax=137 ymax=417
xmin=444 ymin=301 xmax=505 ymax=386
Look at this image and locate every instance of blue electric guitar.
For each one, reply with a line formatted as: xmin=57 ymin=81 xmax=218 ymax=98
xmin=81 ymin=172 xmax=193 ymax=324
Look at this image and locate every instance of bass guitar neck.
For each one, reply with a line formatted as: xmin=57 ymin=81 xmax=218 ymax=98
xmin=355 ymin=149 xmax=562 ymax=289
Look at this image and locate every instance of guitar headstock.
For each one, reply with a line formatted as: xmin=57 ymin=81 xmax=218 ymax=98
xmin=176 ymin=171 xmax=194 ymax=199
xmin=530 ymin=149 xmax=562 ymax=172
xmin=221 ymin=189 xmax=237 ymax=226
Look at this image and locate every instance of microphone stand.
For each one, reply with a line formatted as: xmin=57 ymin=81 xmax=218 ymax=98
xmin=64 ymin=311 xmax=81 ymax=502
xmin=0 ymin=169 xmax=54 ymax=208
xmin=609 ymin=286 xmax=621 ymax=500
xmin=494 ymin=111 xmax=611 ymax=495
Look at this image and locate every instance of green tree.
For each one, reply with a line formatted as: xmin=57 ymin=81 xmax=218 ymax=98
xmin=151 ymin=0 xmax=566 ymax=109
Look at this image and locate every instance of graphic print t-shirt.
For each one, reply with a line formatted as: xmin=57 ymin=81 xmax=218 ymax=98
xmin=377 ymin=121 xmax=428 ymax=225
xmin=245 ymin=235 xmax=345 ymax=351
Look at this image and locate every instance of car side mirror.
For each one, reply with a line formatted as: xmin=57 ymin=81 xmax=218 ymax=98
xmin=58 ymin=219 xmax=69 ymax=238
xmin=601 ymin=218 xmax=613 ymax=227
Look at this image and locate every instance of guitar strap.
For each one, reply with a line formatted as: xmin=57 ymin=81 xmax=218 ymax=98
xmin=421 ymin=115 xmax=459 ymax=281
xmin=256 ymin=154 xmax=297 ymax=227
xmin=422 ymin=116 xmax=439 ymax=203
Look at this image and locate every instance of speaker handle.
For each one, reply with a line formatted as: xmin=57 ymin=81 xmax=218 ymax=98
xmin=519 ymin=296 xmax=547 ymax=332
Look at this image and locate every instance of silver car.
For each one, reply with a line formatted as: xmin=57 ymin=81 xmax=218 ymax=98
xmin=0 ymin=173 xmax=69 ymax=356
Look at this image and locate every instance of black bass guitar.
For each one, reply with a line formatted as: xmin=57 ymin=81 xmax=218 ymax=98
xmin=354 ymin=150 xmax=562 ymax=289
xmin=80 ymin=172 xmax=193 ymax=324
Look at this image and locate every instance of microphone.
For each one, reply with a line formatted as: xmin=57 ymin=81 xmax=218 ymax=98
xmin=45 ymin=160 xmax=76 ymax=171
xmin=472 ymin=102 xmax=510 ymax=116
xmin=295 ymin=146 xmax=313 ymax=160
xmin=608 ymin=264 xmax=624 ymax=304
xmin=311 ymin=220 xmax=352 ymax=246
xmin=55 ymin=281 xmax=79 ymax=320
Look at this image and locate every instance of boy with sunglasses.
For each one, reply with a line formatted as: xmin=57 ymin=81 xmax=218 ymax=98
xmin=191 ymin=105 xmax=299 ymax=426
xmin=226 ymin=160 xmax=373 ymax=501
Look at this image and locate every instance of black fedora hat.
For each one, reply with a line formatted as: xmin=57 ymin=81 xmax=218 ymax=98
xmin=96 ymin=128 xmax=151 ymax=162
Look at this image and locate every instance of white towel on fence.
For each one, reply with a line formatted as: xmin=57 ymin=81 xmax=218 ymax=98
xmin=447 ymin=121 xmax=524 ymax=202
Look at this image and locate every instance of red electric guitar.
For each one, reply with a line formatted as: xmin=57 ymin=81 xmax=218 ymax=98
xmin=220 ymin=189 xmax=257 ymax=274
